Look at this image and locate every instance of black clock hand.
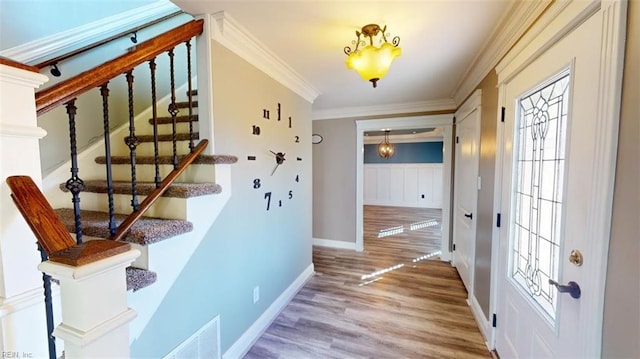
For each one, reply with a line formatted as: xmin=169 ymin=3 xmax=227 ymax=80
xmin=269 ymin=150 xmax=286 ymax=164
xmin=271 ymin=162 xmax=280 ymax=176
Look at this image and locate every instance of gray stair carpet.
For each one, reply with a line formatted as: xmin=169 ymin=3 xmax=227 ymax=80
xmin=59 ymin=180 xmax=222 ymax=198
xmin=95 ymin=153 xmax=238 ymax=165
xmin=54 ymin=208 xmax=193 ymax=245
xmin=126 ymin=267 xmax=157 ymax=292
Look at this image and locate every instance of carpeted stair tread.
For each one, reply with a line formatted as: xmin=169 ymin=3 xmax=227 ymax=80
xmin=54 ymin=208 xmax=193 ymax=245
xmin=148 ymin=114 xmax=198 ymax=125
xmin=137 ymin=133 xmax=199 ymax=142
xmin=59 ymin=180 xmax=222 ymax=198
xmin=127 ymin=267 xmax=157 ymax=292
xmin=95 ymin=154 xmax=238 ymax=165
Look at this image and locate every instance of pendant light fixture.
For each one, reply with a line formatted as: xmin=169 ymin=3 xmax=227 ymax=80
xmin=344 ymin=24 xmax=401 ymax=88
xmin=377 ymin=130 xmax=395 ymax=159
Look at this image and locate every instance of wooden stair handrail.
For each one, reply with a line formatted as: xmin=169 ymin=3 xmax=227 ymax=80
xmin=109 ymin=139 xmax=209 ymax=242
xmin=0 ymin=56 xmax=39 ymax=73
xmin=6 ymin=176 xmax=130 ymax=266
xmin=36 ymin=19 xmax=204 ymax=115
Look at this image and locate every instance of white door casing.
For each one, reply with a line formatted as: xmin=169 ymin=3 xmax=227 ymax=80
xmin=453 ymin=90 xmax=481 ymax=292
xmin=493 ymin=0 xmax=627 ymax=357
xmin=355 ymin=115 xmax=454 ymax=255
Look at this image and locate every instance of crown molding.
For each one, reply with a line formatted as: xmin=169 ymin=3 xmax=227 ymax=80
xmin=312 ymin=98 xmax=456 ymax=121
xmin=208 ymin=12 xmax=320 ymax=104
xmin=0 ymin=1 xmax=181 ymax=64
xmin=363 ymin=128 xmax=444 ymax=144
xmin=451 ymin=0 xmax=552 ymax=105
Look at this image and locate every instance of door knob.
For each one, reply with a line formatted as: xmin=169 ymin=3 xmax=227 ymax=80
xmin=548 ymin=279 xmax=581 ymax=299
xmin=464 ymin=213 xmax=473 ymax=220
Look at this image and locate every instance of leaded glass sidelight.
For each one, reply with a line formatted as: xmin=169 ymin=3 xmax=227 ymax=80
xmin=510 ymin=70 xmax=570 ymax=321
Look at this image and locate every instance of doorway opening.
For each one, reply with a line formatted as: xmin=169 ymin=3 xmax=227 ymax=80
xmin=355 ymin=114 xmax=454 ymax=261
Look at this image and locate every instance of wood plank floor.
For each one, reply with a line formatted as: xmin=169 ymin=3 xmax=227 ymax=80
xmin=245 ymin=205 xmax=490 ymax=358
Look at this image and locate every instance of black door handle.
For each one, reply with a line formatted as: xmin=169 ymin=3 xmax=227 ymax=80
xmin=549 ymin=279 xmax=581 ymax=299
xmin=464 ymin=213 xmax=473 ymax=220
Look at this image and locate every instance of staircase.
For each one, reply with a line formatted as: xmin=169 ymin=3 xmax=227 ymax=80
xmin=49 ymin=91 xmax=237 ymax=292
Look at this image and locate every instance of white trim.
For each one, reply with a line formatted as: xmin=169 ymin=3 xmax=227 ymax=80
xmin=491 ymin=1 xmax=627 ymax=356
xmin=487 ymin=83 xmax=507 ymax=350
xmin=53 ymin=308 xmax=137 ymax=346
xmin=468 ymin=294 xmax=491 ymax=347
xmin=312 ymin=238 xmax=357 ymax=251
xmin=455 ymin=90 xmax=482 ymax=122
xmin=0 ymin=65 xmax=49 ymax=87
xmin=312 ymin=99 xmax=456 ymax=121
xmin=208 ymin=12 xmax=320 ymax=104
xmin=0 ymin=124 xmax=47 ymax=139
xmin=363 ymin=128 xmax=444 ymax=144
xmin=38 ymin=249 xmax=141 ymax=282
xmin=452 ymin=0 xmax=551 ymax=105
xmin=356 ymin=115 xmax=454 ymax=254
xmin=0 ymin=1 xmax=180 ymax=64
xmin=580 ymin=0 xmax=627 ymax=355
xmin=222 ymin=263 xmax=315 ymax=359
xmin=0 ymin=286 xmax=60 ymax=318
xmin=495 ymin=0 xmax=594 ymax=83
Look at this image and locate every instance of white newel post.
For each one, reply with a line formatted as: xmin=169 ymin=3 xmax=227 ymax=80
xmin=38 ymin=248 xmax=141 ymax=358
xmin=0 ymin=63 xmax=51 ymax=356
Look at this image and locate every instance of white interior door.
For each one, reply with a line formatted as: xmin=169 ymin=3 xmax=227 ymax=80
xmin=494 ymin=2 xmax=625 ymax=357
xmin=453 ymin=102 xmax=480 ymax=292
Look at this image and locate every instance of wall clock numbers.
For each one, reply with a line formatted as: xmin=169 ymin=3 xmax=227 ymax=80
xmin=253 ymin=102 xmax=301 ymax=211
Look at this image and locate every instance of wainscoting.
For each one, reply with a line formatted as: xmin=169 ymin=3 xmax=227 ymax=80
xmin=364 ymin=163 xmax=443 ymax=208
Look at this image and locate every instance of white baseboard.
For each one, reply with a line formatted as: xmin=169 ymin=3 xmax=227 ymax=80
xmin=312 ymin=238 xmax=357 ymax=250
xmin=467 ymin=294 xmax=492 ymax=349
xmin=222 ymin=263 xmax=315 ymax=359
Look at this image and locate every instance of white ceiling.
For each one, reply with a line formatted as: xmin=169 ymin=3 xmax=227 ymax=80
xmin=172 ymin=1 xmax=513 ymax=116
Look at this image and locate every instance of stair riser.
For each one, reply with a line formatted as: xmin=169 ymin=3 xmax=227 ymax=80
xmin=109 ymin=140 xmax=196 ymax=158
xmin=102 ymin=165 xmax=215 ymax=183
xmin=106 ymin=164 xmax=216 ymax=183
xmin=109 ymin=123 xmax=200 ymax=146
xmin=65 ymin=192 xmax=189 ymax=220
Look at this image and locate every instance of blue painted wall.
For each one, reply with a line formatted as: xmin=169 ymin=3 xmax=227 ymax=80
xmin=129 ymin=41 xmax=313 ymax=357
xmin=364 ymin=141 xmax=443 ymax=163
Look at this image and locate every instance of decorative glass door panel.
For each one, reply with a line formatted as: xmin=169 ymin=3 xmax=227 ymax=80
xmin=510 ymin=69 xmax=570 ymax=321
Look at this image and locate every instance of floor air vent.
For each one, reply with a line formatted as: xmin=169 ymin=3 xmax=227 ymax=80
xmin=163 ymin=316 xmax=220 ymax=359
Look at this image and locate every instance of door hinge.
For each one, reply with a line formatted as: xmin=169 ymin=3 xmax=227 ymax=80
xmin=501 ymin=107 xmax=505 ymax=122
xmin=496 ymin=213 xmax=501 ymax=228
xmin=456 ymin=136 xmax=459 ymax=144
xmin=492 ymin=313 xmax=497 ymax=327
xmin=452 ymin=243 xmax=456 ymax=251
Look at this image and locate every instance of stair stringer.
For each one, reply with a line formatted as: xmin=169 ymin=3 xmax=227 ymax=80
xmin=127 ymin=163 xmax=232 ymax=344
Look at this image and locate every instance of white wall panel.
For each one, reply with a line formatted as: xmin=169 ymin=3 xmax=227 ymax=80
xmin=364 ymin=164 xmax=443 ymax=208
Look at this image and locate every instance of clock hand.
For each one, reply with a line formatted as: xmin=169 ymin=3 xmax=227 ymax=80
xmin=270 ymin=150 xmax=286 ymax=164
xmin=271 ymin=162 xmax=280 ymax=176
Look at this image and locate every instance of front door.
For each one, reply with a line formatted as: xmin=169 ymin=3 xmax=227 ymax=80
xmin=494 ymin=1 xmax=625 ymax=357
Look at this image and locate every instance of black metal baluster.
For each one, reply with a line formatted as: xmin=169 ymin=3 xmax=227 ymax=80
xmin=38 ymin=246 xmax=56 ymax=359
xmin=100 ymin=83 xmax=116 ymax=235
xmin=125 ymin=70 xmax=140 ymax=211
xmin=185 ymin=40 xmax=194 ymax=153
xmin=65 ymin=100 xmax=84 ymax=244
xmin=149 ymin=59 xmax=161 ymax=188
xmin=167 ymin=48 xmax=179 ymax=169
